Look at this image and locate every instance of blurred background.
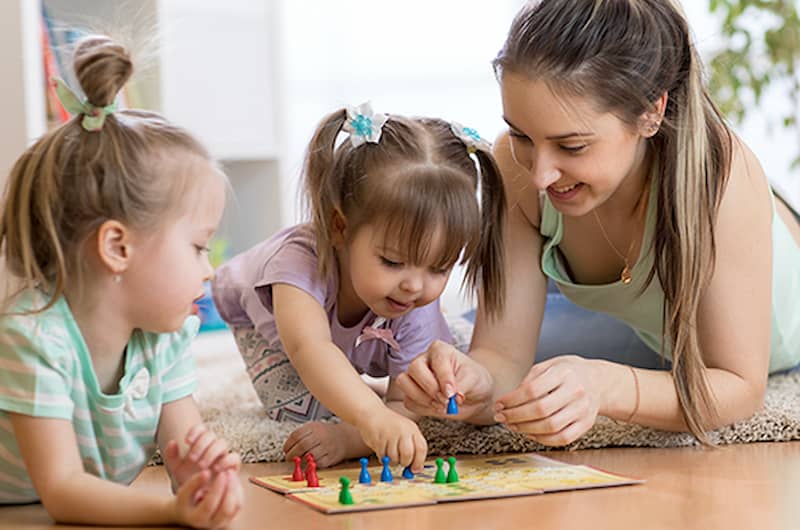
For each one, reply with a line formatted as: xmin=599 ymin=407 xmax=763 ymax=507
xmin=1 ymin=0 xmax=797 ymax=317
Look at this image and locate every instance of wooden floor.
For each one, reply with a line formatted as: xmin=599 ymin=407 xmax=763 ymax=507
xmin=2 ymin=442 xmax=799 ymax=530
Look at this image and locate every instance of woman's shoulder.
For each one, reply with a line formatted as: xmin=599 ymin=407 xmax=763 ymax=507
xmin=492 ymin=131 xmax=543 ymax=230
xmin=719 ymin=135 xmax=771 ymax=218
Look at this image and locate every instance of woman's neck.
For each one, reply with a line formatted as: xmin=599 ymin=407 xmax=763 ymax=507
xmin=596 ymin=142 xmax=653 ymax=222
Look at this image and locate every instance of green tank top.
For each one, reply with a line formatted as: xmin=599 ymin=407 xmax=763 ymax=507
xmin=539 ymin=180 xmax=800 ymax=374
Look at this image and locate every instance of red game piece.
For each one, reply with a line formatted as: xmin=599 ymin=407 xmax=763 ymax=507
xmin=306 ymin=460 xmax=319 ymax=487
xmin=291 ymin=456 xmax=303 ymax=481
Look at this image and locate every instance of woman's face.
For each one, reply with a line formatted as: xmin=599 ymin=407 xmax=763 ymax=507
xmin=500 ymin=72 xmax=651 ymax=217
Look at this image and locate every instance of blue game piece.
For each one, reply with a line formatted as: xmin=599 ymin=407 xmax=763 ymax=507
xmin=380 ymin=455 xmax=393 ymax=482
xmin=402 ymin=466 xmax=415 ymax=479
xmin=359 ymin=457 xmax=371 ymax=484
xmin=447 ymin=395 xmax=459 ymax=415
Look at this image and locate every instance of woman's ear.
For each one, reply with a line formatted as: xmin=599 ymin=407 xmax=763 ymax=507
xmin=638 ymin=92 xmax=669 ymax=138
xmin=95 ymin=220 xmax=132 ymax=274
xmin=331 ymin=210 xmax=347 ymax=247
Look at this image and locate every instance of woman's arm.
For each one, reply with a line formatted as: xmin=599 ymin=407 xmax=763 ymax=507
xmin=8 ymin=413 xmax=238 ymax=527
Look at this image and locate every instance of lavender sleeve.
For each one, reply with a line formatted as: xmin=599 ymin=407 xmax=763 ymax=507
xmin=211 ymin=226 xmax=331 ymax=342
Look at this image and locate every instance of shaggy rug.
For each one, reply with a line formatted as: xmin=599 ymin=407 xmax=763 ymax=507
xmin=191 ymin=323 xmax=800 ymax=464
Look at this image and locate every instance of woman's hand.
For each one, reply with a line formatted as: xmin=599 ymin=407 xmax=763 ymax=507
xmin=396 ymin=340 xmax=496 ymax=421
xmin=493 ymin=355 xmax=601 ymax=445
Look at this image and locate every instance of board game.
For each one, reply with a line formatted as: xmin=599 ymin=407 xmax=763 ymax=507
xmin=250 ymin=453 xmax=644 ymax=514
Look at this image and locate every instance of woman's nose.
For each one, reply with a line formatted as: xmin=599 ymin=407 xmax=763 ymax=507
xmin=533 ymin=167 xmax=561 ymax=190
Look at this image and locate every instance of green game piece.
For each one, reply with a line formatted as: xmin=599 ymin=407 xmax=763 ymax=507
xmin=446 ymin=456 xmax=459 ymax=483
xmin=338 ymin=476 xmax=354 ymax=505
xmin=434 ymin=457 xmax=446 ymax=484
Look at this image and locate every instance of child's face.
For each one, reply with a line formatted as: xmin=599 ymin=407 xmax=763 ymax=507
xmin=123 ymin=164 xmax=226 ymax=333
xmin=339 ymin=223 xmax=452 ymax=320
xmin=500 ymin=72 xmax=651 ymax=217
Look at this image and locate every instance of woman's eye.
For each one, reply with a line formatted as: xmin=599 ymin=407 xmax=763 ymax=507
xmin=509 ymin=130 xmax=531 ymax=142
xmin=194 ymin=244 xmax=210 ymax=254
xmin=561 ymin=144 xmax=587 ymax=153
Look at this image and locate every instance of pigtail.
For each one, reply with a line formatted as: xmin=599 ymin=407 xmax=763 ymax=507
xmin=465 ymin=149 xmax=506 ymax=319
xmin=302 ymin=109 xmax=348 ymax=279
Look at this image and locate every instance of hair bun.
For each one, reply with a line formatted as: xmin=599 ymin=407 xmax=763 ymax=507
xmin=73 ymin=35 xmax=133 ymax=107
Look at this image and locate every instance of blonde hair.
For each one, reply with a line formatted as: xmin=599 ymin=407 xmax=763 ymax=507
xmin=494 ymin=0 xmax=733 ymax=443
xmin=303 ymin=109 xmax=507 ymax=317
xmin=0 ymin=35 xmax=214 ymax=313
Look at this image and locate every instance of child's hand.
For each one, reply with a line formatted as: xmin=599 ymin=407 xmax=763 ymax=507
xmin=164 ymin=424 xmax=241 ymax=489
xmin=173 ymin=469 xmax=243 ymax=529
xmin=396 ymin=340 xmax=495 ymax=421
xmin=355 ymin=409 xmax=428 ymax=472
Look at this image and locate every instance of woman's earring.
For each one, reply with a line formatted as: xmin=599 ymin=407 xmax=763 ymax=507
xmin=113 ymin=274 xmax=122 ymax=284
xmin=647 ymin=120 xmax=661 ymax=136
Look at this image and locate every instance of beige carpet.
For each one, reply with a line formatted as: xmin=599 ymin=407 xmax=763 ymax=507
xmin=192 ymin=325 xmax=800 ymax=464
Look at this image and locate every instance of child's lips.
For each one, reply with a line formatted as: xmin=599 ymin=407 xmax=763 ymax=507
xmin=387 ymin=297 xmax=413 ymax=311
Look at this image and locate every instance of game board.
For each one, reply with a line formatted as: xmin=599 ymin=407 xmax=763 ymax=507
xmin=250 ymin=453 xmax=644 ymax=514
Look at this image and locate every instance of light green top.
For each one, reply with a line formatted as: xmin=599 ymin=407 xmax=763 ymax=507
xmin=0 ymin=289 xmax=199 ymax=504
xmin=539 ymin=180 xmax=800 ymax=374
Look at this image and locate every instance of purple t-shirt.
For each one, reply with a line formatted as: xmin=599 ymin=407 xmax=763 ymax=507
xmin=211 ymin=224 xmax=452 ymax=378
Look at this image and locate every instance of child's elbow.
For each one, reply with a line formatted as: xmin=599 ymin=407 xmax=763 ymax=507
xmin=37 ymin=480 xmax=79 ymax=523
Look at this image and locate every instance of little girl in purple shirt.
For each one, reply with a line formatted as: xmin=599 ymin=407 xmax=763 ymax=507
xmin=212 ymin=103 xmax=506 ymax=470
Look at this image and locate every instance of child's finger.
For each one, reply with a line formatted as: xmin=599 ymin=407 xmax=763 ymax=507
xmin=395 ymin=434 xmax=414 ymax=469
xmin=163 ymin=439 xmax=181 ymax=470
xmin=411 ymin=431 xmax=428 ymax=472
xmin=195 ymin=468 xmax=228 ymax=521
xmin=282 ymin=426 xmax=312 ymax=453
xmin=283 ymin=428 xmax=319 ymax=458
xmin=184 ymin=423 xmax=208 ymax=445
xmin=213 ymin=451 xmax=241 ymax=473
xmin=210 ymin=471 xmax=242 ymax=528
xmin=186 ymin=430 xmax=216 ymax=463
xmin=177 ymin=469 xmax=210 ymax=504
xmin=197 ymin=437 xmax=229 ymax=469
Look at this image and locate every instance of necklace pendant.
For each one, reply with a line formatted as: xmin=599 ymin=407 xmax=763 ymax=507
xmin=620 ymin=265 xmax=633 ymax=285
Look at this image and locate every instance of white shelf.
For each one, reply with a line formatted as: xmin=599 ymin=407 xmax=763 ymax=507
xmin=1 ymin=0 xmax=287 ymax=255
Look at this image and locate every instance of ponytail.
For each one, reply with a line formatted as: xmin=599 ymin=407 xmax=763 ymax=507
xmin=654 ymin=36 xmax=732 ymax=443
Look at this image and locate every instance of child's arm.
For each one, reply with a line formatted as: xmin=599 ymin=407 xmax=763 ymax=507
xmin=9 ymin=412 xmax=240 ymax=527
xmin=157 ymin=396 xmax=241 ymax=491
xmin=384 ymin=377 xmax=421 ymax=421
xmin=273 ymin=283 xmax=427 ymax=470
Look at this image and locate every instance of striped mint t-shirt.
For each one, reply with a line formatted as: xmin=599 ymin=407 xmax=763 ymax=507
xmin=0 ymin=290 xmax=198 ymax=504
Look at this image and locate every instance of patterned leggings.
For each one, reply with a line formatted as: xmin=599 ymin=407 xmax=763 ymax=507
xmin=233 ymin=327 xmax=333 ymax=422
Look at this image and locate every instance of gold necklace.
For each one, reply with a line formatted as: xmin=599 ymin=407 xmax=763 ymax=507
xmin=592 ymin=186 xmax=649 ymax=285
